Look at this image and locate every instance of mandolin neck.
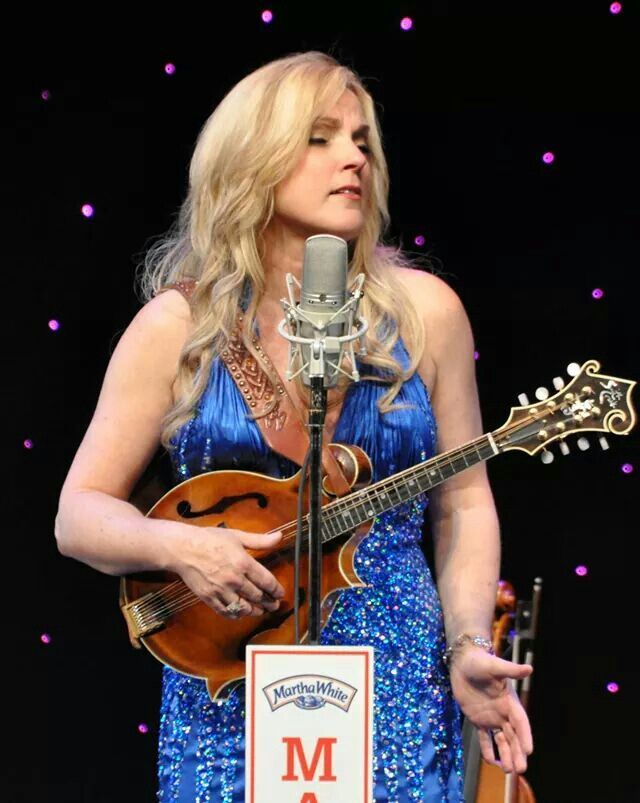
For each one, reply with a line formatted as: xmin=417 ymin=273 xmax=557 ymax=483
xmin=320 ymin=432 xmax=501 ymax=542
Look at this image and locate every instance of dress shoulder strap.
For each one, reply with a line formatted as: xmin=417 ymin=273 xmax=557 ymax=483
xmin=155 ymin=278 xmax=199 ymax=303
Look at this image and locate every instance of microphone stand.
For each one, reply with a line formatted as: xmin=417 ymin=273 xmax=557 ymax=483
xmin=279 ymin=272 xmax=368 ymax=646
xmin=307 ymin=372 xmax=327 ymax=645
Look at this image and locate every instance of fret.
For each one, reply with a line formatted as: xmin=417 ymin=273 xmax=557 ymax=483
xmin=319 ymin=435 xmax=498 ymax=544
xmin=323 ymin=513 xmax=339 ymax=540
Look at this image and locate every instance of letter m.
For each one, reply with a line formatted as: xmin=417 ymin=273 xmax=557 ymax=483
xmin=282 ymin=737 xmax=337 ymax=781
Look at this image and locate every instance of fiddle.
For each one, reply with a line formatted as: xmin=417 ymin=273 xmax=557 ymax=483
xmin=462 ymin=578 xmax=541 ymax=802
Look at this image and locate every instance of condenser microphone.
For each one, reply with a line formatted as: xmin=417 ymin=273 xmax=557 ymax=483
xmin=278 ymin=234 xmax=368 ymax=388
xmin=299 ymin=235 xmax=348 ymax=386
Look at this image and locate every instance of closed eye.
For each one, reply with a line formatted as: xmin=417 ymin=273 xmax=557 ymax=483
xmin=309 ymin=137 xmax=371 ymax=155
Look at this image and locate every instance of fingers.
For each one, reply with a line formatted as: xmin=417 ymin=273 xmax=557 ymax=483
xmin=491 ymin=655 xmax=534 ymax=680
xmin=243 ymin=556 xmax=285 ymax=601
xmin=477 ymin=723 xmax=530 ymax=775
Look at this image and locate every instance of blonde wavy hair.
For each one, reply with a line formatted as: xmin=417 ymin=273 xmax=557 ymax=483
xmin=136 ymin=51 xmax=428 ymax=451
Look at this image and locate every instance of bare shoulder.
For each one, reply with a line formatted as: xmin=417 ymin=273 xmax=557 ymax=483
xmin=58 ymin=289 xmax=194 ymax=503
xmin=392 ymin=267 xmax=470 ymax=394
xmin=393 ymin=266 xmax=464 ymax=323
xmin=135 ymin=287 xmax=193 ymax=330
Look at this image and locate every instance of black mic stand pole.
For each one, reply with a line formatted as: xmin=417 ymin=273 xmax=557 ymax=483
xmin=307 ymin=344 xmax=327 ymax=646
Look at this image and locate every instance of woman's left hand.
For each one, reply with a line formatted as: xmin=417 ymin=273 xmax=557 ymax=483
xmin=449 ymin=646 xmax=534 ymax=774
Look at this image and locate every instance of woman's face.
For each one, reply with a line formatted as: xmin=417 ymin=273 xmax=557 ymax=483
xmin=269 ymin=90 xmax=372 ymax=244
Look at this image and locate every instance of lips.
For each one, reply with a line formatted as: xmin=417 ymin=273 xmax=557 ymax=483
xmin=331 ymin=185 xmax=361 ymax=196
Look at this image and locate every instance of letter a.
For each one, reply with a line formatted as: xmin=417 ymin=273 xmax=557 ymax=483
xmin=299 ymin=795 xmax=319 ymax=803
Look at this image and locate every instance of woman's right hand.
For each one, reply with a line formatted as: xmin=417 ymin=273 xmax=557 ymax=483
xmin=168 ymin=526 xmax=285 ymax=619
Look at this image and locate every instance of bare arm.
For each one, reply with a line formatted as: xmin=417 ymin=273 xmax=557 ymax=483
xmin=397 ymin=268 xmax=532 ymax=774
xmin=55 ymin=289 xmax=284 ymax=617
xmin=55 ymin=289 xmax=193 ymax=575
xmin=396 ymin=267 xmax=499 ymax=640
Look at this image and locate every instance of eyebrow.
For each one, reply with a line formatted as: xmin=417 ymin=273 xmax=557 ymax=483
xmin=312 ymin=116 xmax=370 ymax=138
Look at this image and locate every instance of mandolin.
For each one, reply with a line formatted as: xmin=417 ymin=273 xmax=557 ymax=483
xmin=120 ymin=359 xmax=636 ymax=701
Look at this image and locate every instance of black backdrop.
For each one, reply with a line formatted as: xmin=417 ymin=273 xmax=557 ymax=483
xmin=12 ymin=4 xmax=639 ymax=802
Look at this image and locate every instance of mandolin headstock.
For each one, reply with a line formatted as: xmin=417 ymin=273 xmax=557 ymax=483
xmin=493 ymin=360 xmax=637 ymax=459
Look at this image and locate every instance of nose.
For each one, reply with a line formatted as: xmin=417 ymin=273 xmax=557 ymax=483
xmin=340 ymin=139 xmax=368 ymax=172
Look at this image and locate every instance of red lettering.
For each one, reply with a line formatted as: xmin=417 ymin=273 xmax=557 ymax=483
xmin=282 ymin=737 xmax=338 ymax=782
xmin=299 ymin=795 xmax=319 ymax=803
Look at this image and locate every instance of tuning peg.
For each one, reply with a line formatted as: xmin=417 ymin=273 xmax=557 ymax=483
xmin=567 ymin=362 xmax=581 ymax=377
xmin=540 ymin=449 xmax=554 ymax=464
xmin=553 ymin=376 xmax=565 ymax=390
xmin=577 ymin=437 xmax=590 ymax=451
xmin=599 ymin=436 xmax=610 ymax=450
xmin=559 ymin=440 xmax=570 ymax=456
xmin=535 ymin=386 xmax=549 ymax=400
xmin=518 ymin=393 xmax=530 ymax=405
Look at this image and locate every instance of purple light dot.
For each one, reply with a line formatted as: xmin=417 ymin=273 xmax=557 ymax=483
xmin=542 ymin=151 xmax=555 ymax=165
xmin=622 ymin=463 xmax=634 ymax=475
xmin=261 ymin=9 xmax=273 ymax=23
xmin=41 ymin=633 xmax=51 ymax=644
xmin=138 ymin=723 xmax=149 ymax=734
xmin=473 ymin=351 xmax=479 ymax=361
xmin=414 ymin=235 xmax=425 ymax=247
xmin=575 ymin=565 xmax=588 ymax=577
xmin=164 ymin=63 xmax=176 ymax=76
xmin=591 ymin=288 xmax=604 ymax=300
xmin=41 ymin=89 xmax=51 ymax=101
xmin=81 ymin=204 xmax=94 ymax=218
xmin=400 ymin=17 xmax=413 ymax=31
xmin=48 ymin=319 xmax=60 ymax=331
xmin=610 ymin=2 xmax=622 ymax=14
xmin=607 ymin=682 xmax=619 ymax=693
xmin=23 ymin=439 xmax=33 ymax=450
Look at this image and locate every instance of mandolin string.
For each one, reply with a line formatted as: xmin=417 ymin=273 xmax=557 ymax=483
xmin=131 ymin=416 xmax=543 ymax=622
xmin=133 ymin=407 xmax=568 ymax=622
xmin=132 ymin=429 xmax=497 ymax=621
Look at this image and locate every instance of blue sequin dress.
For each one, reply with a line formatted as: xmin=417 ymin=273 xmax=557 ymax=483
xmin=157 ymin=338 xmax=465 ymax=802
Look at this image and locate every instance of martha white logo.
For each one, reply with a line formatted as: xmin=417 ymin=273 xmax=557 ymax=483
xmin=263 ymin=674 xmax=357 ymax=712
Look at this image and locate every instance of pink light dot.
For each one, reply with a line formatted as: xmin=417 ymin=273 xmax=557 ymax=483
xmin=610 ymin=3 xmax=622 ymax=14
xmin=607 ymin=682 xmax=619 ymax=693
xmin=41 ymin=633 xmax=51 ymax=644
xmin=473 ymin=351 xmax=479 ymax=361
xmin=138 ymin=723 xmax=149 ymax=734
xmin=591 ymin=288 xmax=604 ymax=300
xmin=414 ymin=235 xmax=425 ymax=246
xmin=81 ymin=204 xmax=94 ymax=218
xmin=575 ymin=565 xmax=588 ymax=577
xmin=261 ymin=9 xmax=273 ymax=23
xmin=542 ymin=151 xmax=555 ymax=164
xmin=23 ymin=439 xmax=33 ymax=450
xmin=164 ymin=63 xmax=176 ymax=76
xmin=622 ymin=463 xmax=634 ymax=474
xmin=48 ymin=319 xmax=60 ymax=331
xmin=400 ymin=17 xmax=413 ymax=31
xmin=41 ymin=89 xmax=51 ymax=101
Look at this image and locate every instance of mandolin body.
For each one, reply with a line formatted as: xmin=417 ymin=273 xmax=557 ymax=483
xmin=120 ymin=451 xmax=373 ymax=700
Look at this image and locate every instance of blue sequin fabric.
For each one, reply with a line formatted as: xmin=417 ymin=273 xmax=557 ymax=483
xmin=158 ymin=338 xmax=465 ymax=802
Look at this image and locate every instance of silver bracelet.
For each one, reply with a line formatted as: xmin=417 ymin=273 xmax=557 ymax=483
xmin=443 ymin=633 xmax=494 ymax=667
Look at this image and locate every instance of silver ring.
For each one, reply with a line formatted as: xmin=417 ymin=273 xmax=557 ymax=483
xmin=225 ymin=598 xmax=243 ymax=615
xmin=490 ymin=727 xmax=503 ymax=737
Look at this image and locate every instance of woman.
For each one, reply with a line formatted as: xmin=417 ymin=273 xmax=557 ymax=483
xmin=55 ymin=51 xmax=532 ymax=802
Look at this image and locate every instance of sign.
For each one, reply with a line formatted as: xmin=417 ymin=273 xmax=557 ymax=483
xmin=246 ymin=645 xmax=374 ymax=803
